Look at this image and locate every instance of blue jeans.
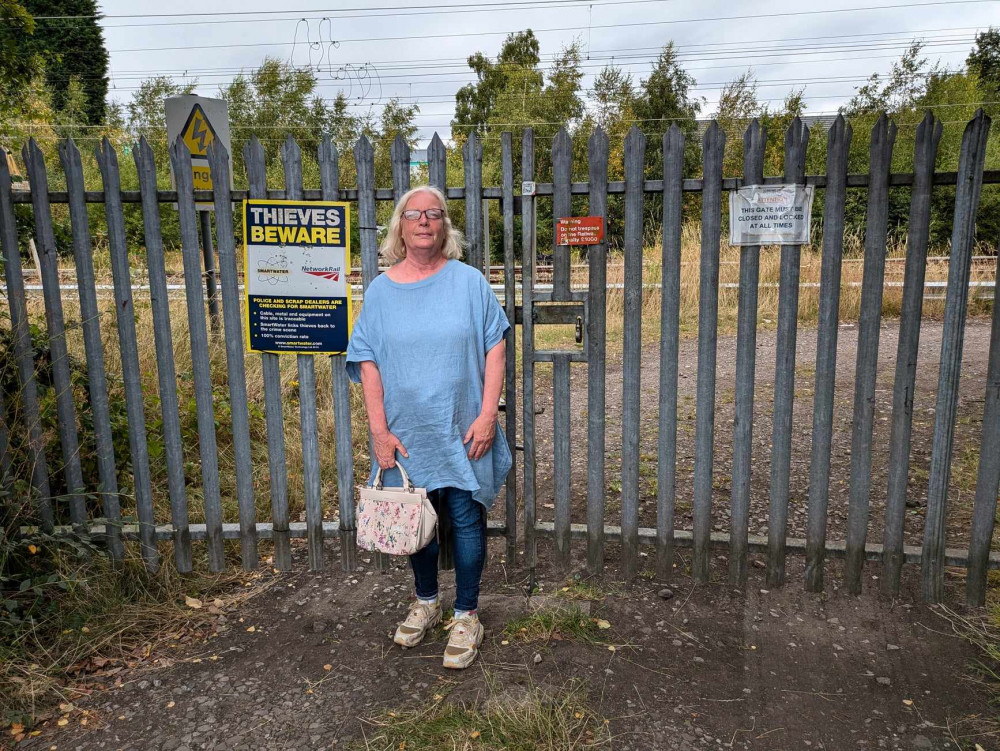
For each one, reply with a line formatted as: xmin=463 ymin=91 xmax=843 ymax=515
xmin=409 ymin=487 xmax=485 ymax=613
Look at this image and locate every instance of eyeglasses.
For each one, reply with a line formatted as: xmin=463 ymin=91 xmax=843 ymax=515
xmin=401 ymin=208 xmax=444 ymax=221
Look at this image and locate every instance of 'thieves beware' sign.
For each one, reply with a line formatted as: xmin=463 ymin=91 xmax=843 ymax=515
xmin=243 ymin=200 xmax=353 ymax=355
xmin=165 ymin=95 xmax=232 ymax=210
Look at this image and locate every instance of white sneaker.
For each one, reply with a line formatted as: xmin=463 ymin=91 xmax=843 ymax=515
xmin=442 ymin=613 xmax=484 ymax=669
xmin=393 ymin=600 xmax=442 ymax=648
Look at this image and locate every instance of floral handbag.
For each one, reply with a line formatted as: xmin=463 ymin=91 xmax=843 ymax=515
xmin=356 ymin=460 xmax=438 ymax=556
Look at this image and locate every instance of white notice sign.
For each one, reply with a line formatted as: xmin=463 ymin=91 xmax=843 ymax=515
xmin=728 ymin=184 xmax=814 ymax=246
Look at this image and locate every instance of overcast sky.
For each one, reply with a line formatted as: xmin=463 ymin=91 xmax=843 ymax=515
xmin=92 ymin=0 xmax=1000 ymax=146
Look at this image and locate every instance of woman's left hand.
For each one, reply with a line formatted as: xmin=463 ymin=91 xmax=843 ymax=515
xmin=463 ymin=412 xmax=496 ymax=461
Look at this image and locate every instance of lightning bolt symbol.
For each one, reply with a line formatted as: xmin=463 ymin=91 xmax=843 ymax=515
xmin=192 ymin=118 xmax=208 ymax=152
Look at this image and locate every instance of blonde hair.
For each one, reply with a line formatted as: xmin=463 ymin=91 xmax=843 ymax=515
xmin=379 ymin=186 xmax=465 ymax=264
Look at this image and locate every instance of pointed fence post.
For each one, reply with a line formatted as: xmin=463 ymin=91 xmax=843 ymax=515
xmin=96 ymin=138 xmax=159 ymax=572
xmin=966 ymin=249 xmax=1000 ymax=606
xmin=587 ymin=126 xmax=610 ymax=574
xmin=729 ymin=119 xmax=765 ymax=586
xmin=319 ymin=135 xmax=359 ymax=572
xmin=283 ymin=135 xmax=325 ymax=572
xmin=551 ymin=127 xmax=573 ymax=570
xmin=0 ymin=147 xmax=51 ymax=528
xmin=766 ymin=117 xmax=809 ymax=588
xmin=692 ymin=122 xmax=725 ymax=584
xmin=621 ymin=125 xmax=645 ymax=580
xmin=23 ymin=139 xmax=87 ymax=530
xmin=391 ymin=133 xmax=410 ymax=200
xmin=60 ymin=138 xmax=123 ymax=558
xmin=354 ymin=134 xmax=391 ymax=573
xmin=208 ymin=140 xmax=258 ymax=570
xmin=169 ymin=136 xmax=225 ymax=572
xmin=134 ymin=137 xmax=191 ymax=572
xmin=244 ymin=137 xmax=293 ymax=571
xmin=656 ymin=124 xmax=685 ymax=581
xmin=428 ymin=133 xmax=446 ymax=193
xmin=844 ymin=114 xmax=896 ymax=595
xmin=464 ymin=132 xmax=484 ymax=275
xmin=804 ymin=115 xmax=852 ymax=593
xmin=921 ymin=110 xmax=991 ymax=603
xmin=882 ymin=112 xmax=941 ymax=594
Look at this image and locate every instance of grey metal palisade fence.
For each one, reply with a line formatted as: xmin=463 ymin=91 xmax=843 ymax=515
xmin=1 ymin=109 xmax=999 ymax=607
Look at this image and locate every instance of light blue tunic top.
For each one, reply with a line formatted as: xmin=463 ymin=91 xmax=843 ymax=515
xmin=346 ymin=259 xmax=511 ymax=510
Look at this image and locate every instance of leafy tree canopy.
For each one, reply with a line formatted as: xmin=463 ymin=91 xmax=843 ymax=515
xmin=844 ymin=42 xmax=935 ymax=117
xmin=0 ymin=0 xmax=41 ymax=132
xmin=968 ymin=27 xmax=1000 ymax=98
xmin=21 ymin=0 xmax=109 ymax=124
xmin=221 ymin=57 xmax=361 ymax=172
xmin=634 ymin=42 xmax=702 ymax=137
xmin=453 ymin=30 xmax=542 ymax=134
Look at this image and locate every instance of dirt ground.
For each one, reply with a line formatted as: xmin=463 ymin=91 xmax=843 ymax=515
xmin=16 ymin=543 xmax=993 ymax=751
xmin=15 ymin=319 xmax=1000 ymax=751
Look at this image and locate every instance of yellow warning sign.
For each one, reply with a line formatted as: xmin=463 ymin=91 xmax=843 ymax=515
xmin=180 ymin=103 xmax=217 ymax=158
xmin=165 ymin=95 xmax=231 ymax=211
xmin=5 ymin=150 xmax=21 ymax=177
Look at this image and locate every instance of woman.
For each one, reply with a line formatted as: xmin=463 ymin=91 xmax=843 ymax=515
xmin=346 ymin=185 xmax=510 ymax=670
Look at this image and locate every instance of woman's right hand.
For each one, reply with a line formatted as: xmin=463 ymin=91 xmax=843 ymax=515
xmin=373 ymin=430 xmax=409 ymax=469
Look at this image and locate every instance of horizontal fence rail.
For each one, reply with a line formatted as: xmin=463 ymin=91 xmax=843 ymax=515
xmin=1 ymin=110 xmax=998 ymax=607
xmin=11 ymin=169 xmax=1000 ymax=205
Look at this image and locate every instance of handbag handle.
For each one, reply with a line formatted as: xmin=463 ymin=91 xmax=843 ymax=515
xmin=371 ymin=456 xmax=413 ymax=492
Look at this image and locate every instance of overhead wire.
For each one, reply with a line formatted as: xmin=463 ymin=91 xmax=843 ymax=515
xmin=30 ymin=0 xmax=682 ymax=21
xmin=15 ymin=4 xmax=996 ymax=54
xmin=26 ymin=29 xmax=979 ymax=80
xmin=21 ymin=0 xmax=1000 ymax=28
xmin=44 ymin=36 xmax=976 ymax=90
xmin=5 ymin=23 xmax=985 ymax=60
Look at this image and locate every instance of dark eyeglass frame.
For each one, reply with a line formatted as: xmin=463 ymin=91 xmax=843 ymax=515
xmin=401 ymin=208 xmax=444 ymax=221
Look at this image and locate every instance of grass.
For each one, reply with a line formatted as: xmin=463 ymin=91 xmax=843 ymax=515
xmin=935 ymin=599 xmax=1000 ymax=747
xmin=554 ymin=578 xmax=608 ymax=602
xmin=503 ymin=605 xmax=606 ymax=644
xmin=357 ymin=674 xmax=611 ymax=751
xmin=0 ymin=536 xmax=267 ymax=729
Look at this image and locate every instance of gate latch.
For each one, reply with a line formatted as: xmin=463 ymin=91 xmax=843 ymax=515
xmin=575 ymin=316 xmax=583 ymax=343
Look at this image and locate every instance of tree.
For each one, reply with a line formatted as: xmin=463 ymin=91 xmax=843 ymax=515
xmin=453 ymin=30 xmax=542 ymax=135
xmin=366 ymin=97 xmax=420 ymax=192
xmin=968 ymin=27 xmax=1000 ymax=98
xmin=715 ymin=71 xmax=760 ymax=177
xmin=21 ymin=0 xmax=109 ymax=124
xmin=0 ymin=0 xmax=40 ymax=128
xmin=592 ymin=65 xmax=635 ymax=133
xmin=760 ymin=89 xmax=806 ymax=177
xmin=635 ymin=42 xmax=701 ymax=149
xmin=844 ymin=42 xmax=933 ymax=117
xmin=126 ymin=76 xmax=197 ymax=172
xmin=221 ymin=57 xmax=360 ymax=176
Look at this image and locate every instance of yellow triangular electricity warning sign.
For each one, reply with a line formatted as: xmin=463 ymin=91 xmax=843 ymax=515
xmin=180 ymin=103 xmax=217 ymax=158
xmin=4 ymin=149 xmax=20 ymax=177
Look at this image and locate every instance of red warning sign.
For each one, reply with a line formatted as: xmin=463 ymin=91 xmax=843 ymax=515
xmin=556 ymin=216 xmax=604 ymax=246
